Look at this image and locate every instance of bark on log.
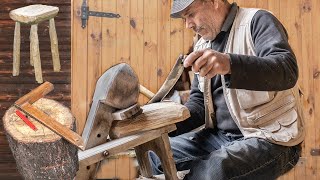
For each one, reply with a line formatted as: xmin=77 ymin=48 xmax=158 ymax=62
xmin=2 ymin=98 xmax=78 ymax=179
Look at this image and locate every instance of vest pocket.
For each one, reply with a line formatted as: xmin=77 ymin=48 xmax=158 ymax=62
xmin=258 ymin=108 xmax=298 ymax=142
xmin=246 ymin=94 xmax=295 ymax=125
xmin=236 ymin=89 xmax=275 ymax=109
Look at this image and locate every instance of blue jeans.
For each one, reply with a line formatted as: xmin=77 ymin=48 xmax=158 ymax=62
xmin=149 ymin=128 xmax=301 ymax=180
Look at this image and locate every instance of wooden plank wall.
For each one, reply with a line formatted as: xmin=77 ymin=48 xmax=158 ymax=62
xmin=0 ymin=0 xmax=71 ymax=179
xmin=64 ymin=0 xmax=319 ymax=180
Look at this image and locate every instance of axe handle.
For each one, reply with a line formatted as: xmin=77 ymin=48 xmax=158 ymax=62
xmin=15 ymin=82 xmax=54 ymax=106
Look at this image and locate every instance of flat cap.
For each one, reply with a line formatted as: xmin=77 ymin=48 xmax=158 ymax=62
xmin=171 ymin=0 xmax=195 ymax=18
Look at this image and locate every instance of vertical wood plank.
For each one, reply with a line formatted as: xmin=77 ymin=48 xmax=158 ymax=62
xmin=72 ymin=0 xmax=88 ymax=134
xmin=115 ymin=156 xmax=130 ymax=179
xmin=158 ymin=0 xmax=171 ymax=88
xmin=295 ymin=158 xmax=307 ymax=180
xmin=129 ymin=157 xmax=138 ymax=179
xmin=283 ymin=168 xmax=295 ymax=180
xmin=170 ymin=16 xmax=184 ymax=68
xmin=101 ymin=0 xmax=117 ymax=72
xmin=130 ymin=0 xmax=145 ymax=104
xmin=268 ymin=0 xmax=280 ymax=18
xmin=256 ymin=0 xmax=268 ymax=9
xmin=279 ymin=0 xmax=304 ymax=179
xmin=235 ymin=0 xmax=256 ymax=7
xmin=86 ymin=0 xmax=103 ymax=178
xmin=117 ymin=0 xmax=130 ymax=64
xmin=95 ymin=159 xmax=116 ymax=179
xmin=312 ymin=0 xmax=320 ymax=179
xmin=87 ymin=0 xmax=102 ymax=110
xmin=245 ymin=0 xmax=257 ymax=8
xmin=300 ymin=0 xmax=316 ymax=179
xmin=99 ymin=1 xmax=118 ymax=178
xmin=183 ymin=29 xmax=194 ymax=55
xmin=143 ymin=0 xmax=158 ymax=98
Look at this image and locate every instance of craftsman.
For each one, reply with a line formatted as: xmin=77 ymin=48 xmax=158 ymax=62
xmin=149 ymin=0 xmax=305 ymax=179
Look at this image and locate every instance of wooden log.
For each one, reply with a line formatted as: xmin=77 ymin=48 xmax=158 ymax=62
xmin=49 ymin=18 xmax=61 ymax=72
xmin=2 ymin=98 xmax=78 ymax=179
xmin=109 ymin=102 xmax=190 ymax=139
xmin=12 ymin=22 xmax=20 ymax=76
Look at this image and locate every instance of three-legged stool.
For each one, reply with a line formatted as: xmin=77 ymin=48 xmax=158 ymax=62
xmin=10 ymin=4 xmax=61 ymax=83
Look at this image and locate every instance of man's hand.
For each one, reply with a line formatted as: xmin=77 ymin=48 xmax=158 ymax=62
xmin=183 ymin=49 xmax=231 ymax=79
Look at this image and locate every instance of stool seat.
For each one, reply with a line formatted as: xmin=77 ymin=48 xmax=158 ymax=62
xmin=9 ymin=4 xmax=59 ymax=24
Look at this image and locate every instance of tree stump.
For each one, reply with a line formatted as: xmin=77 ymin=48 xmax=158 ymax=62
xmin=3 ymin=98 xmax=78 ymax=179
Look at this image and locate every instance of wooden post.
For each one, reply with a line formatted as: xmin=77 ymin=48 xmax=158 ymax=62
xmin=30 ymin=24 xmax=43 ymax=83
xmin=3 ymin=98 xmax=78 ymax=179
xmin=13 ymin=22 xmax=20 ymax=76
xmin=49 ymin=18 xmax=61 ymax=72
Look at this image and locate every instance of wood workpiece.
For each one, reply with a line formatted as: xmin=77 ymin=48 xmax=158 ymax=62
xmin=3 ymin=98 xmax=78 ymax=179
xmin=110 ymin=101 xmax=190 ymax=139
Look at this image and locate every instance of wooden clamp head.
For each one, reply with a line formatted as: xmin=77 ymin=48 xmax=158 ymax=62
xmin=81 ymin=63 xmax=140 ymax=150
xmin=14 ymin=82 xmax=85 ymax=150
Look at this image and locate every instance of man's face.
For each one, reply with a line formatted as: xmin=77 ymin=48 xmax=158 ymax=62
xmin=181 ymin=0 xmax=225 ymax=41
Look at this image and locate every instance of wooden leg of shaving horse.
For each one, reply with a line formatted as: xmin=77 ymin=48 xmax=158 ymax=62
xmin=135 ymin=144 xmax=153 ymax=178
xmin=135 ymin=132 xmax=178 ymax=180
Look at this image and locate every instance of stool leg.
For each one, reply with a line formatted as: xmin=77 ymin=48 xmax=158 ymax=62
xmin=13 ymin=22 xmax=20 ymax=76
xmin=29 ymin=25 xmax=34 ymax=67
xmin=30 ymin=24 xmax=43 ymax=83
xmin=49 ymin=18 xmax=61 ymax=72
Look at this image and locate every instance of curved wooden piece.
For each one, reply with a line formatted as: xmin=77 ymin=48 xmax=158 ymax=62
xmin=147 ymin=55 xmax=185 ymax=104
